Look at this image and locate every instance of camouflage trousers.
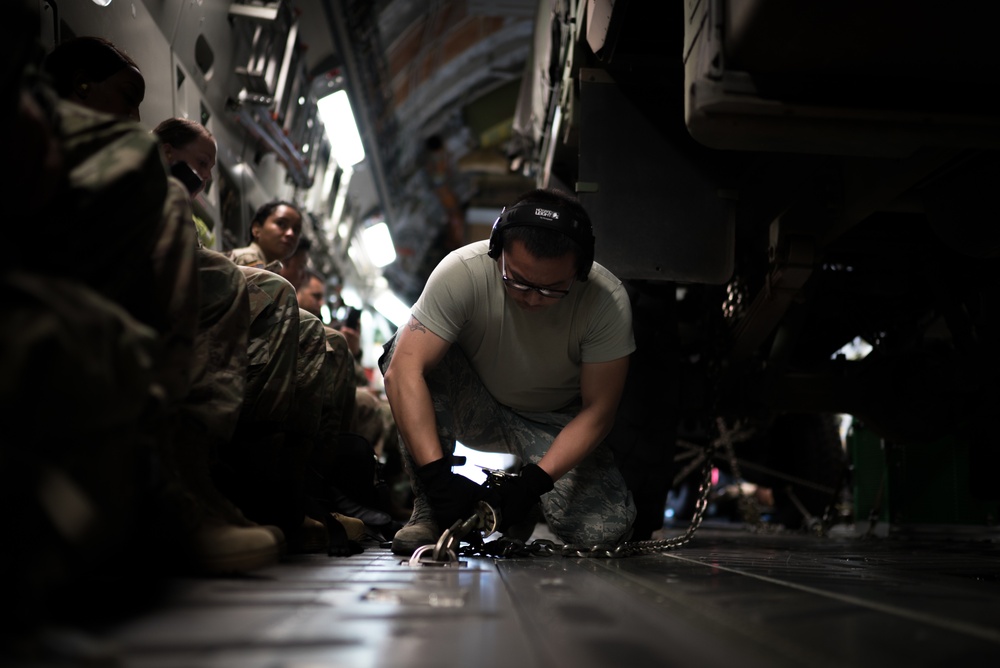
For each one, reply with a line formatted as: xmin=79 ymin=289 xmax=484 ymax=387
xmin=321 ymin=325 xmax=359 ymax=440
xmin=239 ymin=266 xmax=300 ymax=432
xmin=223 ymin=267 xmax=335 ymax=530
xmin=293 ymin=308 xmax=329 ymax=440
xmin=154 ymin=250 xmax=251 ymax=533
xmin=235 ymin=268 xmax=330 ymax=423
xmin=379 ymin=336 xmax=636 ymax=546
xmin=185 ymin=249 xmax=249 ymax=448
xmin=352 ymin=387 xmax=394 ymax=460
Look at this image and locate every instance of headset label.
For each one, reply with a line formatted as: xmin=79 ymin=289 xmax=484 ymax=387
xmin=535 ymin=208 xmax=559 ymax=219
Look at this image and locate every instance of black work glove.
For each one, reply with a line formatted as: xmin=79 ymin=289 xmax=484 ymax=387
xmin=417 ymin=457 xmax=491 ymax=530
xmin=496 ymin=464 xmax=554 ymax=532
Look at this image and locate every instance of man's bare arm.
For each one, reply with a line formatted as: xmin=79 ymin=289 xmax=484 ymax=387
xmin=536 ymin=355 xmax=630 ymax=481
xmin=382 ymin=316 xmax=452 ymax=467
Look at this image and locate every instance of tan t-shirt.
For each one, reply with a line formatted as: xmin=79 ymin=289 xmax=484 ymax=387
xmin=411 ymin=240 xmax=635 ymax=412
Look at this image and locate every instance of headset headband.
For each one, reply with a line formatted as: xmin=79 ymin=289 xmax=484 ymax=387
xmin=487 ymin=200 xmax=595 ymax=280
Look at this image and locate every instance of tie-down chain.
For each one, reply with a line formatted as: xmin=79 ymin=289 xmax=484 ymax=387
xmin=407 ymin=420 xmax=754 ymax=567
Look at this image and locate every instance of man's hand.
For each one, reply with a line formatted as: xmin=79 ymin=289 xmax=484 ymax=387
xmin=416 ymin=457 xmax=493 ymax=530
xmin=496 ymin=464 xmax=554 ymax=532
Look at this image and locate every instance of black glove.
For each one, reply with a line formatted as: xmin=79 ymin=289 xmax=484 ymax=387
xmin=416 ymin=457 xmax=491 ymax=530
xmin=496 ymin=464 xmax=554 ymax=532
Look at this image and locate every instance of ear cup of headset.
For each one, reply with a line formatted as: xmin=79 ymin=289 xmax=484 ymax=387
xmin=566 ymin=229 xmax=595 ymax=282
xmin=487 ymin=213 xmax=504 ymax=259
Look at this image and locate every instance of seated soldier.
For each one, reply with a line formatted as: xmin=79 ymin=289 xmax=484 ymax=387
xmin=154 ymin=117 xmax=359 ymax=555
xmin=2 ymin=11 xmax=279 ymax=651
xmin=41 ymin=36 xmax=305 ymax=567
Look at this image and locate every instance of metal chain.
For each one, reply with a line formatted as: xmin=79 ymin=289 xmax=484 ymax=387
xmin=460 ymin=434 xmax=724 ymax=559
xmin=440 ymin=417 xmax=856 ymax=563
xmin=714 ymin=417 xmax=767 ymax=531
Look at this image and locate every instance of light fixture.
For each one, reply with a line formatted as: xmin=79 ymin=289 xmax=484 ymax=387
xmin=340 ymin=286 xmax=362 ymax=310
xmin=317 ymin=89 xmax=365 ymax=168
xmin=362 ymin=221 xmax=396 ymax=268
xmin=832 ymin=336 xmax=873 ymax=361
xmin=373 ymin=290 xmax=411 ymax=327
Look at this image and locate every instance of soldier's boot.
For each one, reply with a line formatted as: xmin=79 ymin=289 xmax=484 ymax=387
xmin=159 ymin=422 xmax=285 ymax=573
xmin=390 ymin=437 xmax=454 ymax=556
xmin=320 ymin=433 xmax=404 ymax=541
xmin=157 ymin=468 xmax=284 ymax=575
xmin=287 ymin=515 xmax=329 ymax=554
xmin=390 ymin=492 xmax=439 ymax=556
xmin=188 ymin=520 xmax=284 ymax=574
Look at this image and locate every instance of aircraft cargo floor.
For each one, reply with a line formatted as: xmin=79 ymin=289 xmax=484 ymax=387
xmin=10 ymin=521 xmax=1000 ymax=667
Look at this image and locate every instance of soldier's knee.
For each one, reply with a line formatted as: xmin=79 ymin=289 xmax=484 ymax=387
xmin=543 ymin=485 xmax=636 ymax=547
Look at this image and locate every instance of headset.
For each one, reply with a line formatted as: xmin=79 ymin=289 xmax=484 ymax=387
xmin=487 ymin=200 xmax=595 ymax=281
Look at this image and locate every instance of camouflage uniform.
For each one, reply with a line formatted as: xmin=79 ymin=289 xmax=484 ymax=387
xmin=223 ymin=255 xmax=330 ymax=533
xmin=54 ymin=99 xmax=274 ymax=537
xmin=323 ymin=325 xmax=360 ymax=437
xmin=305 ymin=324 xmax=368 ymax=477
xmin=352 ymin=388 xmax=385 ymax=452
xmin=226 ymin=245 xmax=382 ymax=536
xmin=24 ymin=98 xmax=201 ymax=409
xmin=228 ymin=244 xmax=356 ymax=446
xmin=227 ymin=241 xmax=274 ymax=272
xmin=1 ymin=272 xmax=164 ymax=626
xmin=227 ymin=243 xmax=326 ymax=437
xmin=183 ymin=248 xmax=249 ymax=461
xmin=28 ymin=96 xmax=212 ymax=492
xmin=380 ymin=335 xmax=636 ymax=547
xmin=44 ymin=95 xmax=257 ymax=535
xmin=238 ymin=266 xmax=300 ymax=431
xmin=32 ymin=100 xmax=258 ymax=529
xmin=2 ymin=81 xmax=209 ymax=615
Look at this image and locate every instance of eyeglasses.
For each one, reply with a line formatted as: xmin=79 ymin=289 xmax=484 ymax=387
xmin=501 ymin=252 xmax=574 ymax=299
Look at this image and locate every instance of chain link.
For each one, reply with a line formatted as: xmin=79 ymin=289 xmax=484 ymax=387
xmin=447 ymin=416 xmax=856 ymax=561
xmin=714 ymin=416 xmax=768 ymax=531
xmin=459 ymin=429 xmax=735 ymax=559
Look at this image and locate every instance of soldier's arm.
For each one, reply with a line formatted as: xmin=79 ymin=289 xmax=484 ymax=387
xmin=382 ymin=316 xmax=451 ymax=466
xmin=537 ymin=356 xmax=629 ymax=481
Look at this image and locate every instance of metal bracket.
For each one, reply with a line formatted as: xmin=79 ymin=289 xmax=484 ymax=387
xmin=405 ymin=500 xmax=499 ymax=568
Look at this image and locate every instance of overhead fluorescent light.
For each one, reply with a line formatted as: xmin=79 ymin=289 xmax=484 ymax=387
xmin=362 ymin=221 xmax=396 ymax=267
xmin=373 ymin=290 xmax=411 ymax=327
xmin=318 ymin=90 xmax=366 ymax=168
